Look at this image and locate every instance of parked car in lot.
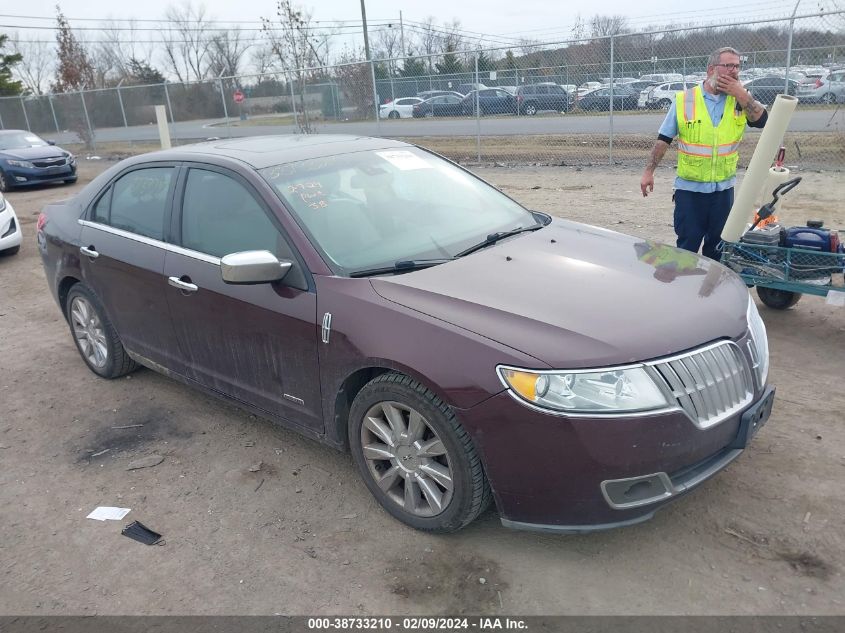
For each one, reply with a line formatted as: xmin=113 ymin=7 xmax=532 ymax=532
xmin=797 ymin=68 xmax=845 ymax=104
xmin=0 ymin=192 xmax=22 ymax=255
xmin=639 ymin=73 xmax=684 ymax=84
xmin=743 ymin=76 xmax=799 ymax=105
xmin=460 ymin=88 xmax=515 ymax=115
xmin=379 ymin=97 xmax=423 ymax=119
xmin=37 ymin=135 xmax=774 ymax=534
xmin=456 ymin=83 xmax=487 ymax=95
xmin=576 ymin=82 xmax=602 ymax=98
xmin=413 ymin=94 xmax=464 ymax=117
xmin=0 ymin=130 xmax=77 ymax=192
xmin=514 ymin=83 xmax=573 ymax=115
xmin=577 ymin=86 xmax=639 ymax=111
xmin=415 ymin=90 xmax=464 ymax=101
xmin=638 ymin=81 xmax=697 ymax=110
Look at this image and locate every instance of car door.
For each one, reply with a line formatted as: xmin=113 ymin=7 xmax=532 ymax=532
xmin=163 ymin=164 xmax=323 ymax=431
xmin=79 ymin=164 xmax=184 ymax=372
xmin=830 ymin=72 xmax=845 ymax=102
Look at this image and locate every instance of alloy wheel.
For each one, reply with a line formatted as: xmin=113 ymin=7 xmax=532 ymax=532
xmin=360 ymin=400 xmax=454 ymax=517
xmin=70 ymin=296 xmax=108 ymax=368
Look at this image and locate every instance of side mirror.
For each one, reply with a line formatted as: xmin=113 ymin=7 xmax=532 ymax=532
xmin=47 ymin=140 xmax=56 ymax=146
xmin=220 ymin=250 xmax=292 ymax=285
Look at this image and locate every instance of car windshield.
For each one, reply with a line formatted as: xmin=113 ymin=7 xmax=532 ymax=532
xmin=260 ymin=147 xmax=536 ymax=275
xmin=0 ymin=132 xmax=49 ymax=150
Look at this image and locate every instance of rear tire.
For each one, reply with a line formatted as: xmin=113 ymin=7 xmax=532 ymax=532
xmin=756 ymin=286 xmax=801 ymax=310
xmin=821 ymin=93 xmax=835 ymax=105
xmin=65 ymin=283 xmax=138 ymax=378
xmin=348 ymin=372 xmax=491 ymax=532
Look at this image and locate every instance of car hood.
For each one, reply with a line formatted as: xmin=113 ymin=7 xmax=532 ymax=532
xmin=370 ymin=219 xmax=750 ymax=369
xmin=1 ymin=146 xmax=67 ymax=161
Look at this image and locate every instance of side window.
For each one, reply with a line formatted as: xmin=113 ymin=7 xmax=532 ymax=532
xmin=181 ymin=168 xmax=292 ymax=261
xmin=522 ymin=86 xmax=535 ymax=95
xmin=91 ymin=188 xmax=112 ymax=224
xmin=108 ymin=167 xmax=174 ymax=240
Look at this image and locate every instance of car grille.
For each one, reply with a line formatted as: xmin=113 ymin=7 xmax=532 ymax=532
xmin=32 ymin=157 xmax=67 ymax=168
xmin=648 ymin=341 xmax=753 ymax=429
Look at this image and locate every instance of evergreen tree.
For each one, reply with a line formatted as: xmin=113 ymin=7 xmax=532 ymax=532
xmin=0 ymin=34 xmax=23 ymax=96
xmin=127 ymin=58 xmax=166 ymax=85
xmin=435 ymin=44 xmax=463 ymax=75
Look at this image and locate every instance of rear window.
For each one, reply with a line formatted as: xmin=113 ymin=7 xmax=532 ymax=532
xmin=94 ymin=167 xmax=174 ymax=240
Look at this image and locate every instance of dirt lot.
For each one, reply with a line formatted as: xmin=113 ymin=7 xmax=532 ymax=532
xmin=1 ymin=159 xmax=844 ymax=616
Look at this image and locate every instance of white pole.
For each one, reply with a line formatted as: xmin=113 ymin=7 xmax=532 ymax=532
xmin=155 ymin=104 xmax=171 ymax=149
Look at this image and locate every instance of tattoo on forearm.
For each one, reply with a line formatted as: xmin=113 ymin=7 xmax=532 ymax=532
xmin=743 ymin=93 xmax=764 ymax=120
xmin=645 ymin=141 xmax=669 ymax=172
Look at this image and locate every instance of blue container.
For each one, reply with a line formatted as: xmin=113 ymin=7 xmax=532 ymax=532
xmin=783 ymin=226 xmax=830 ymax=252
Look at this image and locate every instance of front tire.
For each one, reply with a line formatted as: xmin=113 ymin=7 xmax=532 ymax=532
xmin=658 ymin=99 xmax=673 ymax=110
xmin=821 ymin=93 xmax=835 ymax=105
xmin=0 ymin=169 xmax=11 ymax=193
xmin=348 ymin=372 xmax=491 ymax=532
xmin=756 ymin=286 xmax=801 ymax=310
xmin=523 ymin=103 xmax=537 ymax=116
xmin=1 ymin=245 xmax=20 ymax=256
xmin=65 ymin=283 xmax=138 ymax=378
xmin=388 ymin=111 xmax=400 ymax=119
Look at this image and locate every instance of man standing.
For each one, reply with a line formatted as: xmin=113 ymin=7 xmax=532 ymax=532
xmin=640 ymin=47 xmax=768 ymax=260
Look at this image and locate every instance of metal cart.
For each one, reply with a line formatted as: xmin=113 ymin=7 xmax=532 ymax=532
xmin=720 ymin=241 xmax=845 ymax=309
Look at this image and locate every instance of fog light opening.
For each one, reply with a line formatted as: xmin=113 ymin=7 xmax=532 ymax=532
xmin=623 ymin=480 xmax=654 ymax=499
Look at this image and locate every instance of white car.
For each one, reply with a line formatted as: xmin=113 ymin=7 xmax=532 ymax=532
xmin=638 ymin=81 xmax=697 ymax=109
xmin=379 ymin=97 xmax=423 ymax=119
xmin=0 ymin=192 xmax=22 ymax=255
xmin=576 ymin=82 xmax=602 ymax=98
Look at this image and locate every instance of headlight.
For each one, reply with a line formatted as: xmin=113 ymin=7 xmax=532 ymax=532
xmin=497 ymin=365 xmax=670 ymax=415
xmin=7 ymin=159 xmax=35 ymax=169
xmin=746 ymin=296 xmax=769 ymax=386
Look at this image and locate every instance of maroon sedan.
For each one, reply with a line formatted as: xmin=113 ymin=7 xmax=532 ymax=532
xmin=37 ymin=135 xmax=774 ymax=533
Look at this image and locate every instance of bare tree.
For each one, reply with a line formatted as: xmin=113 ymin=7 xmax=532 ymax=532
xmin=590 ymin=14 xmax=629 ymax=37
xmin=374 ymin=25 xmax=402 ymax=60
xmin=96 ymin=19 xmax=152 ymax=82
xmin=261 ymin=0 xmax=330 ymax=133
xmin=207 ymin=27 xmax=251 ymax=79
xmin=8 ymin=33 xmax=53 ymax=95
xmin=161 ymin=1 xmax=213 ymax=82
xmin=416 ymin=16 xmax=440 ymax=73
xmin=250 ymin=44 xmax=279 ymax=80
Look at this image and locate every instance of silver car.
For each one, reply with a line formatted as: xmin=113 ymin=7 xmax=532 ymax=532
xmin=797 ymin=69 xmax=845 ymax=104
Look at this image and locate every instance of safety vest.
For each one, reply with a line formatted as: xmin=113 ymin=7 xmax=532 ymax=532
xmin=675 ymin=84 xmax=747 ymax=182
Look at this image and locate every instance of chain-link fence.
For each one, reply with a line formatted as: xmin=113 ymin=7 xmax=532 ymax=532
xmin=1 ymin=11 xmax=843 ymax=170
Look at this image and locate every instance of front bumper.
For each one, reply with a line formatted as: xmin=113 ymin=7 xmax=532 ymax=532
xmin=0 ymin=203 xmax=23 ymax=251
xmin=458 ymin=381 xmax=774 ymax=533
xmin=2 ymin=161 xmax=76 ymax=188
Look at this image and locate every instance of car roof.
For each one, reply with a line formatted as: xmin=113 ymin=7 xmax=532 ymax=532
xmin=128 ymin=135 xmax=411 ymax=170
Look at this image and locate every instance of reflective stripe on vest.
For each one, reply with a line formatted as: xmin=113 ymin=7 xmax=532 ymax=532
xmin=675 ymin=84 xmax=746 ymax=182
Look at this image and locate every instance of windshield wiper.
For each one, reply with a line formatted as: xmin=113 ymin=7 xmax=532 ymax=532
xmin=348 ymin=258 xmax=454 ymax=278
xmin=454 ymin=223 xmax=544 ymax=258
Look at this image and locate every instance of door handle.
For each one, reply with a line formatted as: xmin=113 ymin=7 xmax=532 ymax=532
xmin=80 ymin=246 xmax=99 ymax=259
xmin=168 ymin=276 xmax=198 ymax=293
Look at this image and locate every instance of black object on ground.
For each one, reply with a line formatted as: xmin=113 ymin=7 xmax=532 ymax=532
xmin=121 ymin=520 xmax=163 ymax=545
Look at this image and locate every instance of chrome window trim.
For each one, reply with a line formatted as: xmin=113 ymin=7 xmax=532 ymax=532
xmin=78 ymin=219 xmax=221 ymax=266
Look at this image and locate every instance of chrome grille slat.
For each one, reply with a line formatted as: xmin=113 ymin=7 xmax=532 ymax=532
xmin=716 ymin=345 xmax=742 ymax=405
xmin=650 ymin=341 xmax=753 ymax=429
xmin=682 ymin=355 xmax=712 ymax=419
xmin=703 ymin=348 xmax=729 ymax=416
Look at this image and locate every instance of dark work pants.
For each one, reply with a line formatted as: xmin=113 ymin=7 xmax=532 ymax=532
xmin=673 ymin=187 xmax=734 ymax=260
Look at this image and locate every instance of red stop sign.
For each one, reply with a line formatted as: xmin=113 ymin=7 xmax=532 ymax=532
xmin=233 ymin=90 xmax=245 ymax=104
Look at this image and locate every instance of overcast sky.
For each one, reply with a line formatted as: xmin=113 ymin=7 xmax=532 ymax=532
xmin=5 ymin=0 xmax=824 ymax=52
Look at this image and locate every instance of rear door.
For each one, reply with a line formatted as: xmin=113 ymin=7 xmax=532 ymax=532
xmin=79 ymin=164 xmax=183 ymax=371
xmin=163 ymin=164 xmax=323 ymax=430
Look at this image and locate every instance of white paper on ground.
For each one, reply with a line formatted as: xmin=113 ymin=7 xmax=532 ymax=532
xmin=825 ymin=291 xmax=845 ymax=307
xmin=86 ymin=506 xmax=131 ymax=521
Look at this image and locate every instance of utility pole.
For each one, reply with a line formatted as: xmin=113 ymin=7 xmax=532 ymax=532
xmin=360 ymin=0 xmax=371 ymax=61
xmin=400 ymin=11 xmax=406 ymax=56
